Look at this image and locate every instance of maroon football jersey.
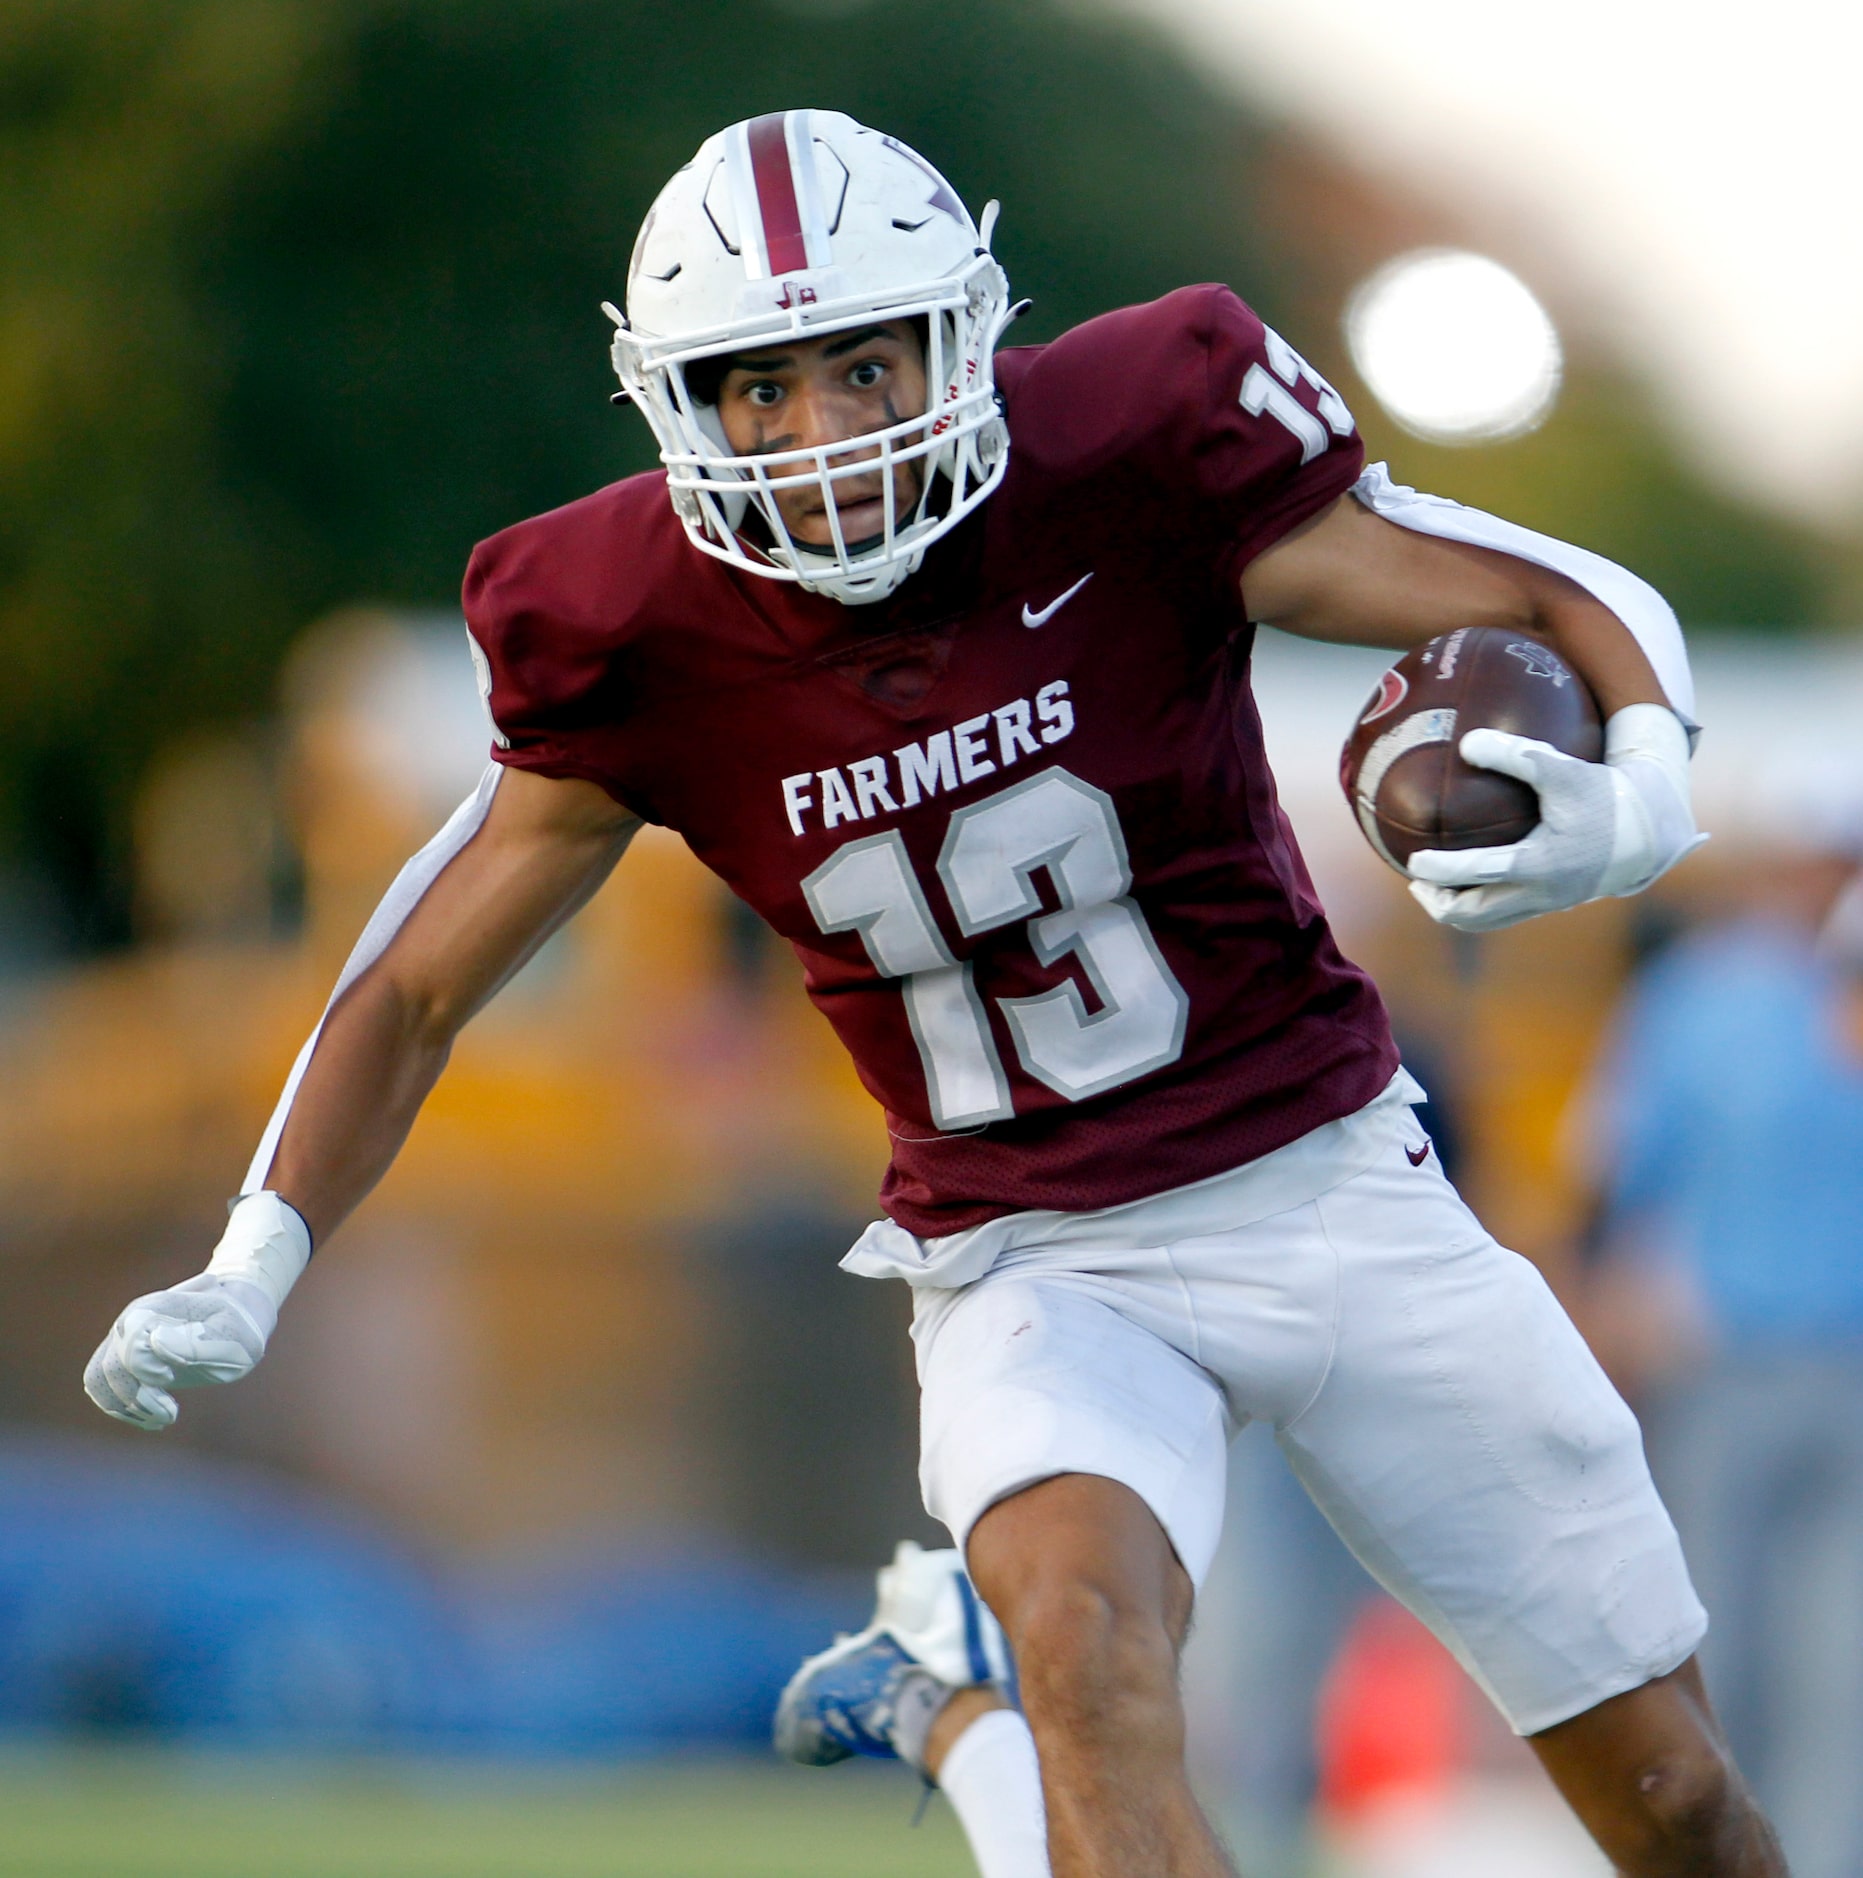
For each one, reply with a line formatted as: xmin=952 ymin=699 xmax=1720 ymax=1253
xmin=465 ymin=285 xmax=1398 ymax=1235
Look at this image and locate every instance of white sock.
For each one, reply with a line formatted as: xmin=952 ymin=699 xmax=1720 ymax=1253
xmin=936 ymin=1707 xmax=1050 ymax=1878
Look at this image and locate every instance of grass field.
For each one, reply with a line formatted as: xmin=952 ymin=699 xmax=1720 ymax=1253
xmin=0 ymin=1747 xmax=973 ymax=1878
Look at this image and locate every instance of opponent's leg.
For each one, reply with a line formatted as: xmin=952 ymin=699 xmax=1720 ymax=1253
xmin=774 ymin=1541 xmax=1049 ymax=1877
xmin=1529 ymin=1656 xmax=1786 ymax=1877
xmin=927 ymin=1692 xmax=1052 ymax=1878
xmin=966 ymin=1472 xmax=1238 ymax=1878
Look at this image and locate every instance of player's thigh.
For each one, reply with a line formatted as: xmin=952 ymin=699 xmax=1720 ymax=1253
xmin=1277 ymin=1132 xmax=1705 ymax=1736
xmin=911 ymin=1269 xmax=1230 ymax=1588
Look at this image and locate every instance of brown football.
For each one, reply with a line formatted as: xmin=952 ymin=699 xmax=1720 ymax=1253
xmin=1339 ymin=626 xmax=1603 ymax=875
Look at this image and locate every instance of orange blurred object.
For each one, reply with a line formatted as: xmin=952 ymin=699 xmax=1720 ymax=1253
xmin=1316 ymin=1597 xmax=1466 ymax=1820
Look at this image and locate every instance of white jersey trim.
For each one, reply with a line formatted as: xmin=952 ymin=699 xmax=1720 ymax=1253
xmin=242 ymin=765 xmax=504 ymax=1194
xmin=1351 ymin=462 xmax=1697 ymax=728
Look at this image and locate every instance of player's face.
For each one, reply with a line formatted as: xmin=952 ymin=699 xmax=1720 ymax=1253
xmin=713 ymin=320 xmax=928 ymax=550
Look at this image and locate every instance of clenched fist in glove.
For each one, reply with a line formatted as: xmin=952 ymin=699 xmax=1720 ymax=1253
xmin=1407 ymin=703 xmax=1705 ymax=934
xmin=84 ymin=1192 xmax=311 ymax=1430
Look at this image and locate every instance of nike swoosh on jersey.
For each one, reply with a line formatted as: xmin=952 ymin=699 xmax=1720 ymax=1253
xmin=1406 ymin=1141 xmax=1431 ymax=1166
xmin=1022 ymin=572 xmax=1093 ymax=628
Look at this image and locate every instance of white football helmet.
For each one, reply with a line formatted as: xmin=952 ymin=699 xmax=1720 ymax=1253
xmin=607 ymin=110 xmax=1017 ymax=605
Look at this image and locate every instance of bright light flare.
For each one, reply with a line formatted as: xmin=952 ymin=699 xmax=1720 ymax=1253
xmin=1344 ymin=250 xmax=1562 ymax=445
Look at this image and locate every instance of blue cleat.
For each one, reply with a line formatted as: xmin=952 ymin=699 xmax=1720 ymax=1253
xmin=774 ymin=1540 xmax=1013 ymax=1772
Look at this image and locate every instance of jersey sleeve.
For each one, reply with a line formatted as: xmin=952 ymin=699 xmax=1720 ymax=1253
xmin=461 ymin=515 xmax=649 ymax=812
xmin=1161 ymin=285 xmax=1365 ymax=577
xmin=1003 ymin=285 xmax=1365 ymax=583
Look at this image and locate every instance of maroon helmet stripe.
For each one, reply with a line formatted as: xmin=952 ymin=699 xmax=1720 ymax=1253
xmin=746 ymin=112 xmax=809 ymax=275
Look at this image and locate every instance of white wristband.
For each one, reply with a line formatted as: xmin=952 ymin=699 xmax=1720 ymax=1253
xmin=1603 ymin=701 xmax=1692 ymax=784
xmin=204 ymin=1192 xmax=313 ymax=1314
xmin=1600 ymin=703 xmax=1704 ymax=897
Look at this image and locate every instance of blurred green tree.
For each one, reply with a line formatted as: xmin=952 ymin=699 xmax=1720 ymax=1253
xmin=0 ymin=0 xmax=1835 ymax=948
xmin=0 ymin=0 xmax=1276 ymax=945
xmin=0 ymin=1 xmax=334 ymax=947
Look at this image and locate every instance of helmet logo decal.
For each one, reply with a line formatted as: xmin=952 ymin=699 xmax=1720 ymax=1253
xmin=731 ymin=111 xmax=835 ymax=282
xmin=776 ymin=281 xmax=819 ymax=309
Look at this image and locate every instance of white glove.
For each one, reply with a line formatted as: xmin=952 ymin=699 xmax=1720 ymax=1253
xmin=1407 ymin=703 xmax=1706 ymax=934
xmin=84 ymin=1192 xmax=311 ymax=1431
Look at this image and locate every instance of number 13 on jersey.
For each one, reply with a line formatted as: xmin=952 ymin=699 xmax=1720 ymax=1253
xmin=802 ymin=768 xmax=1190 ymax=1131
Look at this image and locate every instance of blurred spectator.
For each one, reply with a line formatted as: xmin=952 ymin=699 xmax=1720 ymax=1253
xmin=1578 ymin=837 xmax=1863 ymax=1878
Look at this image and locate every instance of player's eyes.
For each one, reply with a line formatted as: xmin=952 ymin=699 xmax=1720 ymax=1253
xmin=745 ymin=382 xmax=783 ymax=406
xmin=848 ymin=360 xmax=886 ymax=388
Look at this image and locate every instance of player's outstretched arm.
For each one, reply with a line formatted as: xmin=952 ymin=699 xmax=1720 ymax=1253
xmin=84 ymin=768 xmax=641 ymax=1429
xmin=1241 ymin=488 xmax=1702 ymax=932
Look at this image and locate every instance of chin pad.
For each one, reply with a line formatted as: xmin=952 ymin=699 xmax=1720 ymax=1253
xmin=793 ymin=533 xmax=886 ymax=561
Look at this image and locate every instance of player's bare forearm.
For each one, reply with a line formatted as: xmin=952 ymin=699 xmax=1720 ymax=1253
xmin=264 ymin=973 xmax=459 ymax=1252
xmin=1241 ymin=494 xmax=1670 ymax=718
xmin=265 ymin=769 xmax=640 ymax=1246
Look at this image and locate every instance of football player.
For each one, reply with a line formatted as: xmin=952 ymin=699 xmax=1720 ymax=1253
xmin=85 ymin=112 xmax=1780 ymax=1877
